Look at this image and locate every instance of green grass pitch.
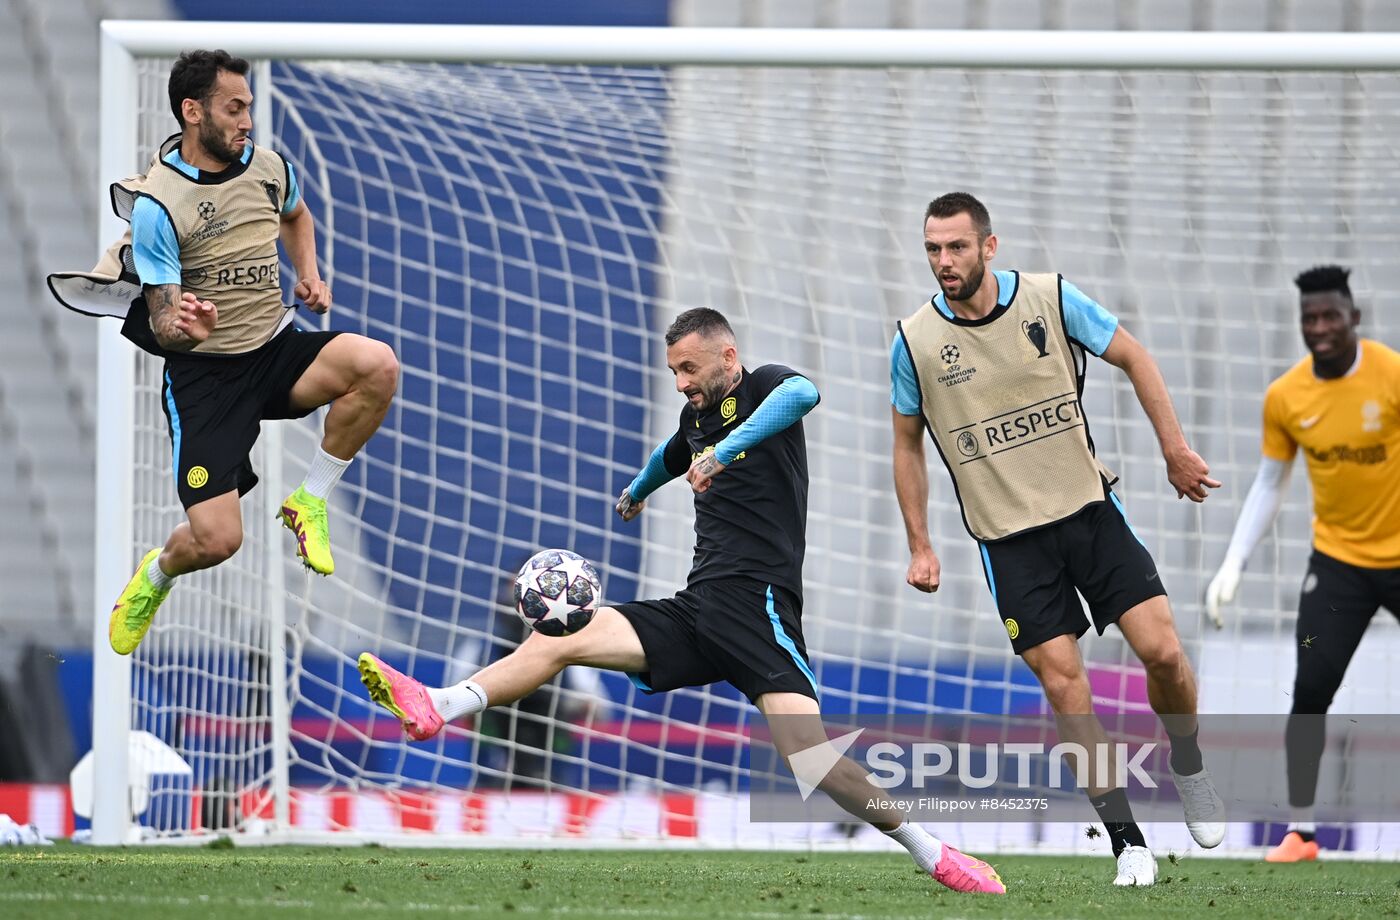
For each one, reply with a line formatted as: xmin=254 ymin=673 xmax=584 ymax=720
xmin=2 ymin=845 xmax=1397 ymax=919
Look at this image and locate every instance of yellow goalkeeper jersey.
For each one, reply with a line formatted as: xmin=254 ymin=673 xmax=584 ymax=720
xmin=1261 ymin=338 xmax=1400 ymax=569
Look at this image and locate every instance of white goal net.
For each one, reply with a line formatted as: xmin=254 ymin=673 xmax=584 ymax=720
xmin=94 ymin=25 xmax=1400 ymax=852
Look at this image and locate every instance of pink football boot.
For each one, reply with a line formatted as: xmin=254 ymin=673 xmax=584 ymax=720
xmin=357 ymin=653 xmax=445 ymax=741
xmin=932 ymin=845 xmax=1007 ymax=894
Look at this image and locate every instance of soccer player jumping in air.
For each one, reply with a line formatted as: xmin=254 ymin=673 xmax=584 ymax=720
xmin=361 ymin=308 xmax=1005 ymax=895
xmin=1206 ymin=265 xmax=1400 ymax=862
xmin=890 ymin=192 xmax=1226 ymax=887
xmin=61 ymin=50 xmax=398 ymax=655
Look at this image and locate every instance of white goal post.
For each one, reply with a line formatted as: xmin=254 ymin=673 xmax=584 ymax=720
xmin=91 ymin=21 xmax=1400 ymax=849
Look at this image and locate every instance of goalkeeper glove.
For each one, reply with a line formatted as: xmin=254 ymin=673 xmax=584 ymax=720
xmin=1204 ymin=560 xmax=1242 ymax=630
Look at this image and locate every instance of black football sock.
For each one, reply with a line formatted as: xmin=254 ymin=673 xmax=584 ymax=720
xmin=1089 ymin=788 xmax=1148 ymax=857
xmin=1166 ymin=725 xmax=1204 ymax=775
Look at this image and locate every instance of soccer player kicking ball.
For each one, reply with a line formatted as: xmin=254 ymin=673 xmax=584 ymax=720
xmin=361 ymin=308 xmax=1004 ymax=895
xmin=891 ymin=193 xmax=1226 ymax=887
xmin=58 ymin=50 xmax=398 ymax=655
xmin=1206 ymin=266 xmax=1400 ymax=863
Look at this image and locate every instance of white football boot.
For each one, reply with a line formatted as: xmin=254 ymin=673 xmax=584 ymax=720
xmin=1171 ymin=768 xmax=1226 ymax=848
xmin=1113 ymin=845 xmax=1158 ymax=887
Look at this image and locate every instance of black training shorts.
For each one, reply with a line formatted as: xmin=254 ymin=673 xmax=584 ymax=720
xmin=1295 ymin=549 xmax=1400 ymax=683
xmin=615 ymin=577 xmax=819 ymax=704
xmin=979 ymin=482 xmax=1166 ymax=655
xmin=160 ymin=326 xmax=341 ymax=508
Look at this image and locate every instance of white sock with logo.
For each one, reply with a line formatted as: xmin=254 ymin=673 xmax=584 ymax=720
xmin=884 ymin=821 xmax=944 ymax=873
xmin=428 ymin=681 xmax=489 ymax=722
xmin=302 ymin=447 xmax=352 ymax=500
xmin=146 ymin=555 xmax=175 ymax=590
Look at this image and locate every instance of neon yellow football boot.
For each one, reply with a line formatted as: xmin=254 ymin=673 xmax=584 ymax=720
xmin=278 ymin=486 xmax=334 ymax=575
xmin=108 ymin=548 xmax=172 ymax=655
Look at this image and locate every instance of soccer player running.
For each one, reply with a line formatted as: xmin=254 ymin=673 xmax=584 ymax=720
xmin=1205 ymin=266 xmax=1400 ymax=863
xmin=99 ymin=51 xmax=398 ymax=654
xmin=360 ymin=308 xmax=1005 ymax=895
xmin=891 ymin=193 xmax=1225 ymax=887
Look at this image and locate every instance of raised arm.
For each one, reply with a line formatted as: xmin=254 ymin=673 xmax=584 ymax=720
xmin=1100 ymin=326 xmax=1221 ymax=502
xmin=1205 ymin=456 xmax=1293 ymax=628
xmin=687 ymin=374 xmax=820 ymax=493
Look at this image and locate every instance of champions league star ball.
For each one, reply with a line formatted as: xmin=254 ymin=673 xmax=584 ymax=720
xmin=514 ymin=549 xmax=602 ymax=637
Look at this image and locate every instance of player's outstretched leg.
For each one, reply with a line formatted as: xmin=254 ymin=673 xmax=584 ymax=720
xmin=927 ymin=842 xmax=1007 ymax=894
xmin=108 ymin=548 xmax=174 ymax=655
xmin=757 ymin=692 xmax=1005 ymax=895
xmin=1119 ymin=599 xmax=1225 ymax=848
xmin=357 ymin=653 xmax=446 ymax=741
xmin=360 ymin=606 xmax=647 ymax=741
xmin=281 ymin=335 xmax=399 ymax=575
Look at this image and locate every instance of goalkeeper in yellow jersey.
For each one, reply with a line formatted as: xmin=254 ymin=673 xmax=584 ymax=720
xmin=49 ymin=50 xmax=399 ymax=655
xmin=1205 ymin=265 xmax=1400 ymax=862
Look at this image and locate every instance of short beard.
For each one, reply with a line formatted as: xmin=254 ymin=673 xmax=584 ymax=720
xmin=695 ymin=369 xmax=732 ymax=411
xmin=198 ymin=114 xmax=242 ymax=165
xmin=944 ymin=261 xmax=986 ymax=302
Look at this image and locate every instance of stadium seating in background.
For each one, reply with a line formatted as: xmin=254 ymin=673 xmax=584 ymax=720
xmin=0 ymin=644 xmax=76 ymax=782
xmin=0 ymin=0 xmax=174 ymax=647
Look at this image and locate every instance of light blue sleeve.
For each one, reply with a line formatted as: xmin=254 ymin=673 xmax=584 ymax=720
xmin=627 ymin=439 xmax=677 ymax=502
xmin=282 ymin=159 xmax=301 ymax=214
xmin=1060 ymin=279 xmax=1119 ymax=356
xmin=890 ymin=333 xmax=921 ymax=416
xmin=714 ymin=376 xmax=820 ymax=465
xmin=130 ymin=196 xmax=182 ymax=286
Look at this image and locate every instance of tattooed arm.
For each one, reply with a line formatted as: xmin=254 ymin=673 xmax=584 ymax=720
xmin=130 ymin=198 xmax=215 ymax=351
xmin=145 ymin=283 xmax=217 ymax=351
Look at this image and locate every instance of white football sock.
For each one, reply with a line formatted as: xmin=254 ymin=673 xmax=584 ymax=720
xmin=302 ymin=447 xmax=352 ymax=500
xmin=429 ymin=680 xmax=489 ymax=722
xmin=1289 ymin=806 xmax=1315 ymax=833
xmin=884 ymin=821 xmax=944 ymax=874
xmin=147 ymin=554 xmax=175 ymax=590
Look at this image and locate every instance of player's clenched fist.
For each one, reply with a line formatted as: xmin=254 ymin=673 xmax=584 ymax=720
xmin=686 ymin=453 xmax=726 ymax=494
xmin=296 ymin=276 xmax=332 ymax=313
xmin=615 ymin=488 xmax=645 ymax=521
xmin=906 ymin=547 xmax=942 ymax=593
xmin=175 ymin=290 xmax=217 ymax=343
